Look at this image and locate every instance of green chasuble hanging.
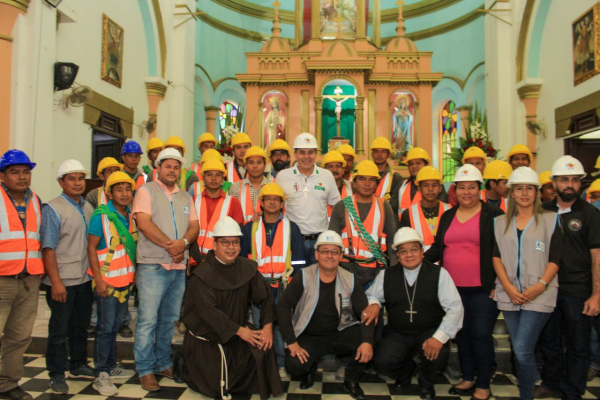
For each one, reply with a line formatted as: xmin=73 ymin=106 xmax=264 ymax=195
xmin=321 ymin=85 xmax=355 ymax=152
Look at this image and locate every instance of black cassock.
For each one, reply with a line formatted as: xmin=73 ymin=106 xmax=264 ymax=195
xmin=181 ymin=251 xmax=283 ymax=399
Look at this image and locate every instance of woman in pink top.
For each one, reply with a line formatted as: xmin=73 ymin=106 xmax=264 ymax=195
xmin=425 ymin=165 xmax=504 ymax=400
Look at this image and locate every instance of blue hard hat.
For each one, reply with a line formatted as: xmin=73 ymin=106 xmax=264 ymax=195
xmin=0 ymin=149 xmax=36 ymax=171
xmin=121 ymin=141 xmax=143 ymax=155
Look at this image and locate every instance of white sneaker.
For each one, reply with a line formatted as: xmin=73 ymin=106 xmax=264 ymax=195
xmin=278 ymin=367 xmax=289 ymax=379
xmin=110 ymin=363 xmax=136 ymax=379
xmin=93 ymin=372 xmax=118 ymax=396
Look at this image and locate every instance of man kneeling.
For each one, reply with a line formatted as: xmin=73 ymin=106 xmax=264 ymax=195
xmin=181 ymin=217 xmax=283 ymax=399
xmin=362 ymin=228 xmax=463 ymax=400
xmin=277 ymin=231 xmax=374 ymax=400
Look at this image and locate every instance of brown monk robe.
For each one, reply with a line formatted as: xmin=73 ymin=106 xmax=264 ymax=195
xmin=181 ymin=250 xmax=283 ymax=399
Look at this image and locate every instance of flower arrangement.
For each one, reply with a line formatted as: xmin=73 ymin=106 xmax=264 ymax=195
xmin=217 ymin=104 xmax=244 ymax=163
xmin=449 ymin=103 xmax=499 ymax=167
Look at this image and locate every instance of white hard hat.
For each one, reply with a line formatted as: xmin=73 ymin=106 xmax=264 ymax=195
xmin=550 ymin=155 xmax=586 ymax=179
xmin=507 ymin=167 xmax=541 ymax=188
xmin=156 ymin=148 xmax=187 ymax=167
xmin=293 ymin=132 xmax=318 ymax=149
xmin=391 ymin=227 xmax=424 ymax=250
xmin=212 ymin=216 xmax=243 ymax=237
xmin=454 ymin=164 xmax=483 ymax=184
xmin=57 ymin=159 xmax=90 ymax=180
xmin=314 ymin=230 xmax=344 ymax=250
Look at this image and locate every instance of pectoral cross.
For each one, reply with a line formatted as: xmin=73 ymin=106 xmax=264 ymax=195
xmin=302 ymin=186 xmax=309 ymax=197
xmin=406 ymin=307 xmax=417 ymax=323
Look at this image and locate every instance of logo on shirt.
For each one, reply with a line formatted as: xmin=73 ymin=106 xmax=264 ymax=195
xmin=535 ymin=241 xmax=546 ymax=252
xmin=568 ymin=219 xmax=582 ymax=231
xmin=314 ymin=183 xmax=325 ymax=191
xmin=182 ymin=206 xmax=190 ymax=215
xmin=341 ymin=298 xmax=350 ymax=308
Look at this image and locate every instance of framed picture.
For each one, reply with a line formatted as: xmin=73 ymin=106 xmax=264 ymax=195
xmin=320 ymin=0 xmax=357 ymax=39
xmin=101 ymin=14 xmax=124 ymax=88
xmin=260 ymin=91 xmax=287 ymax=149
xmin=390 ymin=91 xmax=417 ymax=155
xmin=573 ymin=2 xmax=600 ymax=86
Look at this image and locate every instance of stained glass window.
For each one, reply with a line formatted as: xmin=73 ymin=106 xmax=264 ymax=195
xmin=218 ymin=101 xmax=239 ymax=140
xmin=441 ymin=101 xmax=459 ymax=183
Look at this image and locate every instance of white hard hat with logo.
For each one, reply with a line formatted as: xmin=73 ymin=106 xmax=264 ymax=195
xmin=550 ymin=155 xmax=586 ymax=179
xmin=507 ymin=167 xmax=541 ymax=188
xmin=156 ymin=148 xmax=187 ymax=167
xmin=57 ymin=159 xmax=90 ymax=180
xmin=314 ymin=230 xmax=344 ymax=250
xmin=213 ymin=216 xmax=243 ymax=237
xmin=453 ymin=164 xmax=483 ymax=184
xmin=293 ymin=132 xmax=318 ymax=149
xmin=391 ymin=227 xmax=424 ymax=250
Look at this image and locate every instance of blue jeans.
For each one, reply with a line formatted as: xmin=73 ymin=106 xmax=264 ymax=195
xmin=538 ymin=293 xmax=591 ymax=399
xmin=94 ymin=289 xmax=129 ymax=375
xmin=303 ymin=238 xmax=317 ymax=266
xmin=134 ymin=265 xmax=186 ymax=377
xmin=251 ymin=301 xmax=285 ymax=368
xmin=590 ymin=318 xmax=600 ymax=370
xmin=503 ymin=310 xmax=551 ymax=400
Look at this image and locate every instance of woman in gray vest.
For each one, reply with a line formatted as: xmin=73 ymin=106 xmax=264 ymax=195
xmin=493 ymin=167 xmax=562 ymax=400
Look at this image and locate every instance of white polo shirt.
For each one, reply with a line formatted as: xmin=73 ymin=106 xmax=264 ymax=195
xmin=276 ymin=165 xmax=340 ymax=235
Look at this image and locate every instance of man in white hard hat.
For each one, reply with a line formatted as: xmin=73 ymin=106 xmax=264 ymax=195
xmin=362 ymin=227 xmax=463 ymax=400
xmin=535 ymin=155 xmax=600 ymax=400
xmin=276 ymin=133 xmax=341 ymax=265
xmin=41 ymin=160 xmax=95 ymax=394
xmin=180 ymin=216 xmax=283 ymax=399
xmin=277 ymin=231 xmax=374 ymax=400
xmin=132 ymin=148 xmax=199 ymax=392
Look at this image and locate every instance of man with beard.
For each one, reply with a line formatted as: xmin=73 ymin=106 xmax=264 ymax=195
xmin=181 ymin=217 xmax=283 ymax=399
xmin=535 ymin=156 xmax=600 ymax=400
xmin=539 ymin=171 xmax=557 ymax=203
xmin=267 ymin=139 xmax=291 ymax=181
xmin=371 ymin=138 xmax=403 ymax=217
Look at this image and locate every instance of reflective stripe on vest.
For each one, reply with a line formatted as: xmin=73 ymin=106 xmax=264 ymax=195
xmin=226 ymin=161 xmax=241 ymax=184
xmin=409 ymin=202 xmax=451 ymax=251
xmin=251 ymin=217 xmax=291 ymax=280
xmin=341 ymin=196 xmax=386 ymax=267
xmin=98 ymin=187 xmax=107 ymax=206
xmin=191 ymin=181 xmax=205 ymax=201
xmin=398 ymin=180 xmax=421 ymax=216
xmin=0 ymin=186 xmax=43 ymax=275
xmin=375 ymin=172 xmax=391 ymax=199
xmin=196 ymin=195 xmax=233 ymax=254
xmin=240 ymin=182 xmax=256 ymax=222
xmin=190 ymin=162 xmax=201 ymax=176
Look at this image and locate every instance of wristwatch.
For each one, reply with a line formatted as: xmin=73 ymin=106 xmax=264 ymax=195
xmin=182 ymin=238 xmax=190 ymax=248
xmin=538 ymin=279 xmax=549 ymax=289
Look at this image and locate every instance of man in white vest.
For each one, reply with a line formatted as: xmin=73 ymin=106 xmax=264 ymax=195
xmin=132 ymin=148 xmax=199 ymax=392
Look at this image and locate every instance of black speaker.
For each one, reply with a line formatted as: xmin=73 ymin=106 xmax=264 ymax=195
xmin=54 ymin=62 xmax=79 ymax=91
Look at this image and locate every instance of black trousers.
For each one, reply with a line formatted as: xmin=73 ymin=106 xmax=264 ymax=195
xmin=373 ymin=326 xmax=449 ymax=391
xmin=285 ymin=325 xmax=367 ymax=383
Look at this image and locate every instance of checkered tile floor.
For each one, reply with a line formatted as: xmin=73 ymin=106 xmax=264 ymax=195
xmin=18 ymin=354 xmax=600 ymax=399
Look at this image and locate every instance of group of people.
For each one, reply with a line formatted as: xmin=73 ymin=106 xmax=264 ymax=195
xmin=0 ymin=130 xmax=599 ymax=400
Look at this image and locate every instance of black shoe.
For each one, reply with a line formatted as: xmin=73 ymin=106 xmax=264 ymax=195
xmin=0 ymin=387 xmax=33 ymax=400
xmin=420 ymin=388 xmax=436 ymax=400
xmin=118 ymin=324 xmax=133 ymax=338
xmin=299 ymin=372 xmax=315 ymax=390
xmin=343 ymin=381 xmax=365 ymax=400
xmin=393 ymin=377 xmax=411 ymax=389
xmin=449 ymin=384 xmax=475 ymax=395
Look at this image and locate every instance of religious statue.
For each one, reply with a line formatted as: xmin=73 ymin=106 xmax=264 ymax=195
xmin=324 ymin=95 xmax=352 ymax=122
xmin=393 ymin=94 xmax=414 ymax=152
xmin=322 ymin=86 xmax=356 ymax=138
xmin=263 ymin=96 xmax=285 ymax=148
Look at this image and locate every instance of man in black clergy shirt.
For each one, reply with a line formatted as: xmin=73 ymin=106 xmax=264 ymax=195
xmin=277 ymin=230 xmax=374 ymax=400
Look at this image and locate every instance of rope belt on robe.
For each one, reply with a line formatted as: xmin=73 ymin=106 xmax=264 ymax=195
xmin=188 ymin=331 xmax=231 ymax=400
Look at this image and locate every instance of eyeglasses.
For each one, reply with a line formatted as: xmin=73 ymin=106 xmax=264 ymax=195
xmin=398 ymin=247 xmax=421 ymax=257
xmin=216 ymin=239 xmax=241 ymax=247
xmin=318 ymin=249 xmax=342 ymax=256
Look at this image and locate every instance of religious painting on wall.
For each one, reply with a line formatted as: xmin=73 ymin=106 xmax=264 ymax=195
xmin=390 ymin=91 xmax=416 ymax=155
xmin=261 ymin=91 xmax=287 ymax=149
xmin=101 ymin=14 xmax=124 ymax=88
xmin=320 ymin=0 xmax=357 ymax=39
xmin=572 ymin=2 xmax=600 ymax=86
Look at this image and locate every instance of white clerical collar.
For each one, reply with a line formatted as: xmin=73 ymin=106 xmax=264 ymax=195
xmin=215 ymin=255 xmax=234 ymax=266
xmin=403 ymin=263 xmax=422 ymax=276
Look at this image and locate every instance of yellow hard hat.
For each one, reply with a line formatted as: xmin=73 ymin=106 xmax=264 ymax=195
xmin=197 ymin=132 xmax=218 ymax=147
xmin=104 ymin=171 xmax=135 ymax=194
xmin=146 ymin=138 xmax=164 ymax=153
xmin=462 ymin=146 xmax=487 ymax=164
xmin=97 ymin=157 xmax=123 ymax=176
xmin=201 ymin=159 xmax=227 ymax=176
xmin=200 ymin=148 xmax=223 ymax=164
xmin=336 ymin=144 xmax=356 ymax=158
xmin=231 ymin=132 xmax=252 ymax=147
xmin=243 ymin=145 xmax=268 ymax=163
xmin=507 ymin=144 xmax=533 ymax=162
xmin=595 ymin=155 xmax=600 ymax=169
xmin=415 ymin=166 xmax=443 ymax=185
xmin=370 ymin=137 xmax=392 ymax=151
xmin=405 ymin=147 xmax=431 ymax=164
xmin=588 ymin=179 xmax=600 ymax=194
xmin=269 ymin=139 xmax=291 ymax=154
xmin=352 ymin=160 xmax=380 ymax=180
xmin=164 ymin=136 xmax=187 ymax=155
xmin=538 ymin=171 xmax=552 ymax=186
xmin=259 ymin=182 xmax=286 ymax=202
xmin=483 ymin=160 xmax=513 ymax=180
xmin=322 ymin=151 xmax=346 ymax=167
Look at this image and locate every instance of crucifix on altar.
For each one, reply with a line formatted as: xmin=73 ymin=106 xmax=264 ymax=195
xmin=323 ymin=86 xmax=356 ymax=137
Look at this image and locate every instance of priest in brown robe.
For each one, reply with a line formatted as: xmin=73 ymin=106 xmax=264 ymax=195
xmin=180 ymin=216 xmax=284 ymax=399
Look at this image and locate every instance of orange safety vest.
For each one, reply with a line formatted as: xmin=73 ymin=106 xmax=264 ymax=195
xmin=375 ymin=172 xmax=391 ymax=199
xmin=195 ymin=194 xmax=233 ymax=254
xmin=408 ymin=201 xmax=452 ymax=250
xmin=327 ymin=181 xmax=353 ymax=219
xmin=249 ymin=217 xmax=292 ymax=286
xmin=226 ymin=161 xmax=242 ymax=184
xmin=240 ymin=182 xmax=260 ymax=222
xmin=135 ymin=174 xmax=146 ymax=190
xmin=97 ymin=187 xmax=108 ymax=206
xmin=0 ymin=186 xmax=43 ymax=275
xmin=398 ymin=180 xmax=421 ymax=217
xmin=190 ymin=181 xmax=205 ymax=201
xmin=480 ymin=191 xmax=508 ymax=212
xmin=88 ymin=212 xmax=137 ymax=287
xmin=341 ymin=196 xmax=387 ymax=268
xmin=190 ymin=161 xmax=201 ymax=176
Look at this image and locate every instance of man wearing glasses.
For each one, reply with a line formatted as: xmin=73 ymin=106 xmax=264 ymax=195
xmin=361 ymin=228 xmax=463 ymax=400
xmin=277 ymin=231 xmax=374 ymax=400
